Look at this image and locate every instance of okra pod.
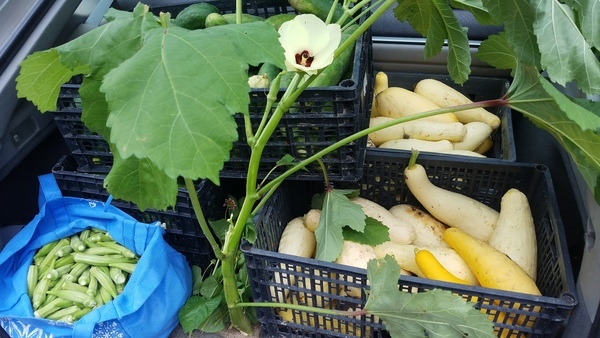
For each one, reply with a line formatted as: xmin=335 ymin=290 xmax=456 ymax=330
xmin=46 ymin=305 xmax=81 ymax=320
xmin=67 ymin=262 xmax=90 ymax=281
xmin=87 ymin=232 xmax=112 ymax=243
xmin=78 ymin=229 xmax=92 ymax=241
xmin=27 ymin=265 xmax=38 ymax=299
xmin=62 ymin=281 xmax=89 ymax=294
xmin=32 ymin=277 xmax=51 ymax=309
xmin=87 ymin=274 xmax=98 ymax=297
xmin=109 ymin=267 xmax=126 ymax=284
xmin=43 ymin=275 xmax=68 ymax=306
xmin=98 ymin=285 xmax=113 ymax=304
xmin=72 ymin=252 xmax=137 ymax=266
xmin=115 ymin=282 xmax=125 ymax=295
xmin=89 ymin=266 xmax=117 ymax=299
xmin=83 ymin=246 xmax=122 ymax=256
xmin=46 ymin=290 xmax=96 ymax=308
xmin=73 ymin=306 xmax=92 ymax=320
xmin=94 ymin=292 xmax=104 ymax=307
xmin=96 ymin=241 xmax=136 ymax=259
xmin=34 ymin=298 xmax=73 ymax=318
xmin=107 ymin=262 xmax=136 ymax=274
xmin=33 ymin=240 xmax=59 ymax=259
xmin=54 ymin=255 xmax=75 ymax=269
xmin=38 ymin=238 xmax=69 ymax=270
xmin=78 ymin=270 xmax=90 ymax=286
xmin=46 ymin=264 xmax=74 ymax=280
xmin=56 ymin=245 xmax=74 ymax=257
xmin=69 ymin=234 xmax=86 ymax=252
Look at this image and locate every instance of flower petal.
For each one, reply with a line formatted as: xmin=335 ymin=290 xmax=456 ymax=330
xmin=278 ymin=20 xmax=309 ymax=52
xmin=277 ymin=13 xmax=341 ymax=74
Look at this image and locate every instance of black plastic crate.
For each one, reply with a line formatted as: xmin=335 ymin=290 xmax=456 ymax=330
xmin=242 ymin=150 xmax=577 ymax=337
xmin=52 ymin=0 xmax=373 ymax=181
xmin=368 ymin=72 xmax=515 ymax=162
xmin=51 ymin=155 xmax=228 ymax=269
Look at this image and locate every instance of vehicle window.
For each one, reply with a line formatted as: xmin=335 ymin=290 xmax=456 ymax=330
xmin=0 ymin=0 xmax=51 ymax=72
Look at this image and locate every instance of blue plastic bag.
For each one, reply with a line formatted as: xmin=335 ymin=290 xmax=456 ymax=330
xmin=0 ymin=174 xmax=192 ymax=338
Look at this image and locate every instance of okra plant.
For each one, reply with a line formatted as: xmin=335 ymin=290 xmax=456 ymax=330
xmin=15 ymin=0 xmax=599 ymax=336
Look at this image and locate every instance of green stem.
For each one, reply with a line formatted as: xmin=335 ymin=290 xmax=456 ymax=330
xmin=234 ymin=302 xmax=368 ymax=318
xmin=334 ymin=0 xmax=396 ymax=60
xmin=250 ymin=183 xmax=281 ymax=216
xmin=235 ymin=0 xmax=242 ymax=24
xmin=316 ymin=158 xmax=331 ymax=190
xmin=253 ymin=72 xmax=283 ymax=142
xmin=220 ymin=74 xmax=305 ymax=335
xmin=184 ymin=178 xmax=223 ymax=260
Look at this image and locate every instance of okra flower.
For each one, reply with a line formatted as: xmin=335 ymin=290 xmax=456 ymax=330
xmin=278 ymin=14 xmax=341 ymax=75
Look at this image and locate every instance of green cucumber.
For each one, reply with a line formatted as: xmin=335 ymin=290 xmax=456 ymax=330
xmin=222 ymin=13 xmax=265 ymax=24
xmin=288 ymin=0 xmax=345 ymax=24
xmin=205 ymin=12 xmax=228 ymax=28
xmin=265 ymin=13 xmax=297 ymax=30
xmin=174 ymin=2 xmax=220 ymax=30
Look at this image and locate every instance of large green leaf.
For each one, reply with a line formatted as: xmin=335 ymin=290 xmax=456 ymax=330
xmin=364 ymin=256 xmax=495 ymax=338
xmin=314 ymin=189 xmax=366 ymax=262
xmin=448 ymin=0 xmax=495 ymax=26
xmin=342 ymin=217 xmax=390 ymax=246
xmin=179 ymin=295 xmax=223 ymax=333
xmin=526 ymin=0 xmax=600 ymax=95
xmin=101 ymin=22 xmax=285 ymax=184
xmin=79 ymin=77 xmax=111 ymax=137
xmin=475 ymin=33 xmax=518 ymax=70
xmin=103 ymin=151 xmax=179 ymax=211
xmin=481 ymin=0 xmax=540 ymax=68
xmin=395 ymin=0 xmax=471 ymax=83
xmin=507 ymin=64 xmax=600 ymax=203
xmin=15 ymin=49 xmax=88 ymax=112
xmin=563 ymin=0 xmax=600 ymax=50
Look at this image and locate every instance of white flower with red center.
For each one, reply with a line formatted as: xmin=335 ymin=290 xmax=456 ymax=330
xmin=278 ymin=14 xmax=342 ymax=75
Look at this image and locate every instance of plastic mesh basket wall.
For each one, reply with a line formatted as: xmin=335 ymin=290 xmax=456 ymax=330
xmin=368 ymin=72 xmax=515 ymax=162
xmin=51 ymin=155 xmax=227 ymax=269
xmin=51 ymin=0 xmax=373 ymax=182
xmin=242 ymin=150 xmax=577 ymax=337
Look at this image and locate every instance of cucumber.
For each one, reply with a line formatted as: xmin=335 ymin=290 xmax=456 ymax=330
xmin=288 ymin=0 xmax=345 ymax=24
xmin=265 ymin=13 xmax=297 ymax=30
xmin=222 ymin=13 xmax=266 ymax=24
xmin=174 ymin=2 xmax=220 ymax=30
xmin=205 ymin=12 xmax=228 ymax=28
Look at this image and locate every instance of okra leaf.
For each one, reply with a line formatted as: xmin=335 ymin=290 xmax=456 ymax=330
xmin=314 ymin=189 xmax=365 ymax=262
xmin=103 ymin=151 xmax=179 ymax=212
xmin=179 ymin=294 xmax=223 ymax=334
xmin=101 ymin=22 xmax=285 ymax=184
xmin=475 ymin=33 xmax=518 ymax=70
xmin=448 ymin=0 xmax=496 ymax=26
xmin=343 ymin=217 xmax=390 ymax=246
xmin=197 ymin=300 xmax=229 ymax=333
xmin=364 ymin=256 xmax=496 ymax=338
xmin=15 ymin=49 xmax=88 ymax=113
xmin=394 ymin=0 xmax=471 ymax=84
xmin=507 ymin=63 xmax=600 ymax=203
xmin=480 ymin=0 xmax=540 ymax=68
xmin=200 ymin=275 xmax=223 ymax=299
xmin=16 ymin=5 xmax=155 ymax=114
xmin=191 ymin=265 xmax=203 ymax=296
xmin=563 ymin=0 xmax=599 ymax=49
xmin=526 ymin=0 xmax=600 ymax=95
